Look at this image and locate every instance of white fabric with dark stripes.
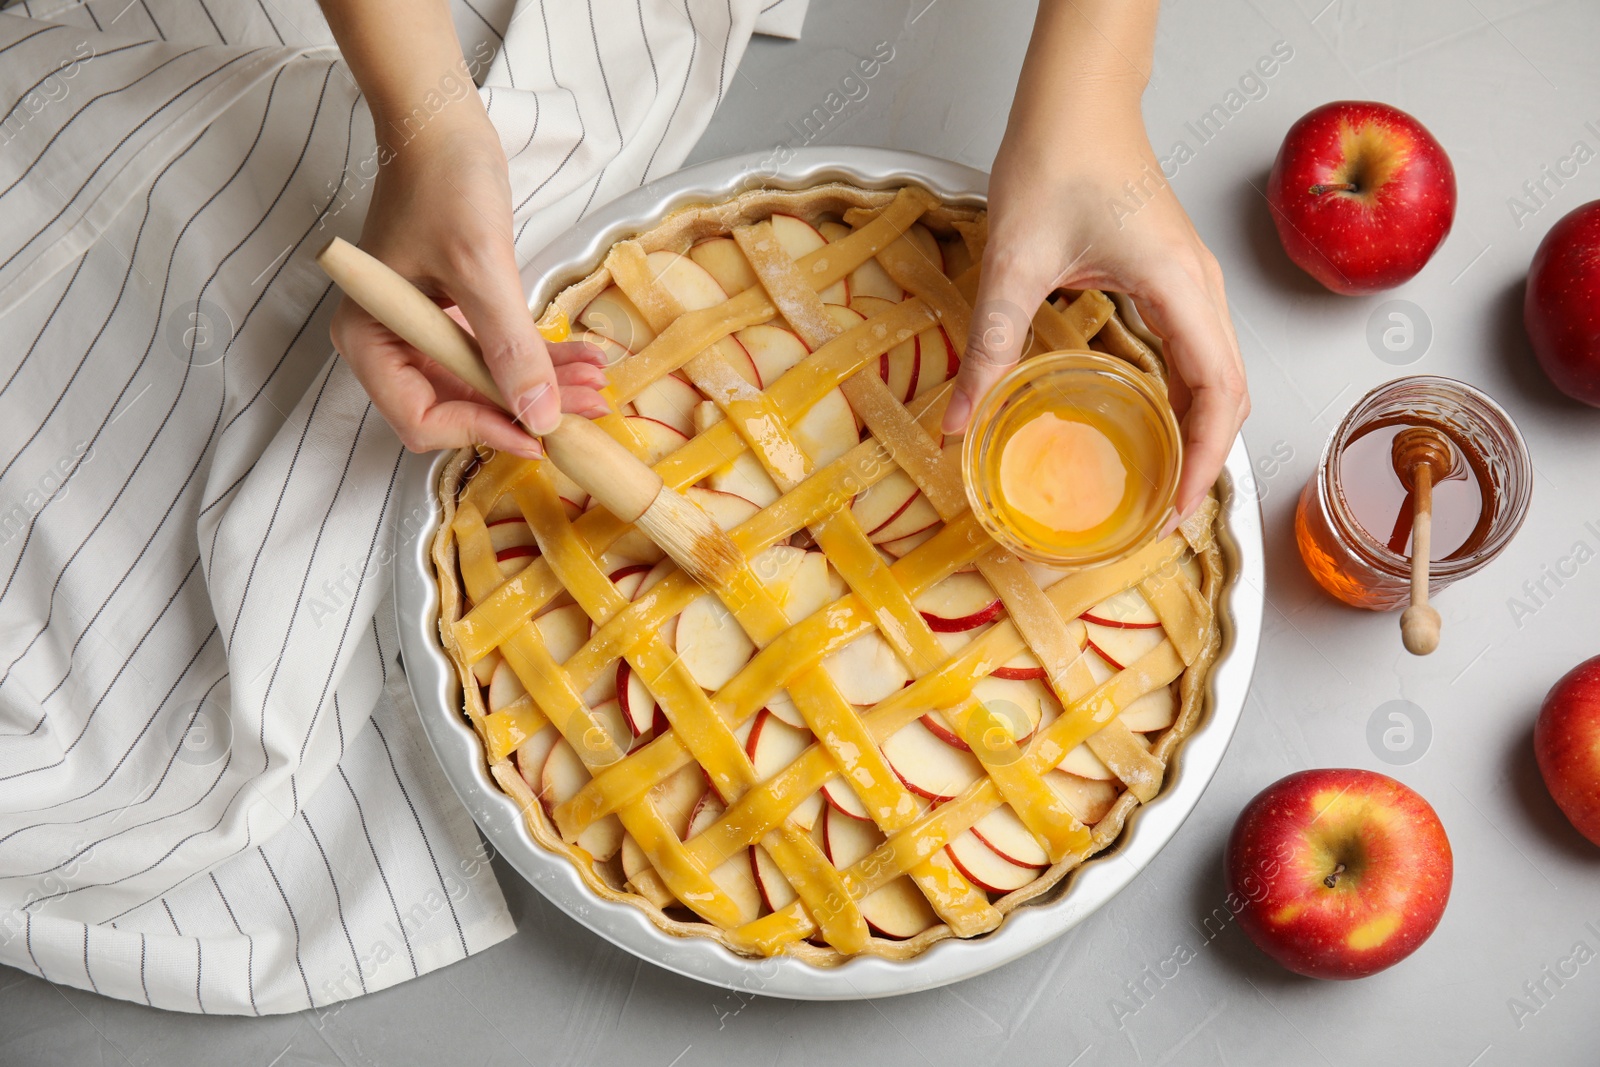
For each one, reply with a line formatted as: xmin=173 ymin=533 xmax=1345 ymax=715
xmin=0 ymin=0 xmax=803 ymax=1016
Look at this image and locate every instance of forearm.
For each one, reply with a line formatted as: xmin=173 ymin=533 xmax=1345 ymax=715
xmin=318 ymin=0 xmax=481 ymax=149
xmin=1004 ymin=0 xmax=1159 ymax=152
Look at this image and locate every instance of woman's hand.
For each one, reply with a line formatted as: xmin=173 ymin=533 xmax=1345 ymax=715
xmin=330 ymin=104 xmax=610 ymax=458
xmin=943 ymin=0 xmax=1248 ymax=521
xmin=317 ymin=0 xmax=606 ymax=457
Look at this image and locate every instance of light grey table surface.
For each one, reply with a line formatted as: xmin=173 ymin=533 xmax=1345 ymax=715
xmin=8 ymin=0 xmax=1600 ymax=1063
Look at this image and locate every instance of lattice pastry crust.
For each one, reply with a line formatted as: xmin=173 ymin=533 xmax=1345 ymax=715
xmin=431 ymin=183 xmax=1226 ymax=964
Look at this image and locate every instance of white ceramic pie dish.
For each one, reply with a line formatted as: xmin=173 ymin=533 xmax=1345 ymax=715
xmin=393 ymin=147 xmax=1265 ymax=999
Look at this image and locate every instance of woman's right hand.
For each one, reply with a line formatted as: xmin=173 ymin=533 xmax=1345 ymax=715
xmin=330 ymin=101 xmax=610 ymax=459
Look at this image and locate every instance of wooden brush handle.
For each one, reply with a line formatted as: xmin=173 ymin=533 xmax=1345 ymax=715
xmin=315 ymin=237 xmax=662 ymax=523
xmin=316 ymin=237 xmax=505 ymax=407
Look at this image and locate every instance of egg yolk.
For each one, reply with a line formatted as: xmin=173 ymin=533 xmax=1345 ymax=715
xmin=998 ymin=412 xmax=1128 ymax=533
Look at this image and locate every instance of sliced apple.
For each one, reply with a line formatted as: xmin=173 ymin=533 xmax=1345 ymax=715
xmin=879 ymin=526 xmax=938 ymax=559
xmin=1118 ymin=685 xmax=1177 ymax=733
xmin=773 ymin=549 xmax=838 ymax=626
xmin=1058 ymin=742 xmax=1115 ymax=781
xmin=821 ymin=776 xmax=872 ymax=821
xmin=821 ymin=807 xmax=936 ymax=939
xmin=616 ymin=660 xmax=655 ymax=736
xmin=629 ymin=373 xmax=700 ymax=437
xmin=541 ymin=739 xmax=623 ymax=859
xmin=634 ymin=557 xmax=675 ymax=599
xmin=991 ymin=649 xmax=1049 ymax=682
xmin=914 ymin=573 xmax=1001 ymax=632
xmin=905 ymin=223 xmax=944 ymax=272
xmin=970 ymin=805 xmax=1050 ymax=868
xmin=1084 ymin=621 xmax=1166 ymax=672
xmin=765 ymin=689 xmax=806 ymax=729
xmin=971 ymin=675 xmax=1048 ymax=738
xmin=708 ymin=448 xmax=781 ymax=507
xmin=746 ymin=709 xmax=823 ymax=829
xmin=850 ymin=468 xmax=919 ymax=536
xmin=494 ymin=546 xmax=537 ymax=578
xmin=883 ymin=717 xmax=984 ymax=802
xmin=487 ymin=518 xmax=536 ymax=553
xmin=515 ymin=724 xmax=560 ymax=794
xmin=645 ymin=249 xmax=727 ymax=311
xmin=946 ymin=829 xmax=1037 ymax=893
xmin=582 ymin=662 xmax=618 ymax=708
xmin=608 ymin=563 xmax=652 ymax=601
xmin=579 ymin=286 xmax=655 ymax=351
xmin=653 ymin=762 xmax=707 ymax=838
xmin=820 ymin=222 xmax=904 ymax=303
xmin=850 ymin=294 xmax=919 ymax=401
xmin=688 ymin=236 xmax=758 ymax=296
xmin=469 ymin=649 xmax=502 ymax=687
xmin=686 ymin=792 xmax=761 ymax=924
xmin=822 ymin=629 xmax=910 ymax=704
xmin=770 ymin=214 xmax=848 ymax=304
xmin=751 ymin=844 xmax=795 ymax=912
xmin=1083 ymin=645 xmax=1119 ymax=686
xmin=737 ymin=323 xmax=809 ymax=385
xmin=622 ymin=415 xmax=689 ymax=466
xmin=683 ymin=485 xmax=760 ymax=531
xmin=792 ymin=387 xmax=858 ymax=469
xmin=534 ymin=603 xmax=590 ymax=665
xmin=484 ymin=494 xmax=523 ymax=523
xmin=912 ymin=325 xmax=959 ymax=399
xmin=676 ymin=593 xmax=755 ymax=690
xmin=1045 ymin=770 xmax=1119 ymax=825
xmin=713 ymin=335 xmax=763 ymax=388
xmin=585 ymin=698 xmax=629 ymax=753
xmin=868 ymin=488 xmax=939 ymax=545
xmin=1081 ymin=587 xmax=1161 ymax=629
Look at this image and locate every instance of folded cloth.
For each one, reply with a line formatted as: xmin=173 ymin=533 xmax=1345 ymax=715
xmin=0 ymin=0 xmax=783 ymax=1015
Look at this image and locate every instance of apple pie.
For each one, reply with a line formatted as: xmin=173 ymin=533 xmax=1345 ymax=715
xmin=431 ymin=183 xmax=1225 ymax=964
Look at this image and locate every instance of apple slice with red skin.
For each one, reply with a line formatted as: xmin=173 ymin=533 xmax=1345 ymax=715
xmin=946 ymin=829 xmax=1038 ymax=893
xmin=629 ymin=372 xmax=700 ymax=437
xmin=1226 ymin=768 xmax=1453 ymax=979
xmin=1084 ymin=620 xmax=1166 ymax=671
xmin=685 ymin=791 xmax=762 ymax=924
xmin=751 ymin=844 xmax=795 ymax=912
xmin=821 ymin=221 xmax=905 ymax=302
xmin=579 ymin=286 xmax=655 ymax=351
xmin=1081 ymin=587 xmax=1162 ymax=629
xmin=745 ymin=709 xmax=823 ymax=829
xmin=736 ymin=323 xmax=809 ymax=386
xmin=793 ymin=386 xmax=859 ymax=469
xmin=487 ymin=518 xmax=536 ymax=553
xmin=923 ymin=675 xmax=1047 ymax=753
xmin=912 ymin=325 xmax=958 ymax=399
xmin=822 ymin=776 xmax=872 ymax=821
xmin=608 ymin=563 xmax=653 ymax=601
xmin=1044 ymin=770 xmax=1119 ymax=825
xmin=822 ymin=629 xmax=910 ymax=704
xmin=541 ymin=738 xmax=624 ymax=859
xmin=868 ymin=489 xmax=939 ymax=544
xmin=879 ymin=526 xmax=938 ymax=559
xmin=883 ymin=717 xmax=984 ymax=801
xmin=914 ymin=572 xmax=1002 ymax=632
xmin=850 ymin=469 xmax=919 ymax=536
xmin=622 ymin=415 xmax=689 ymax=466
xmin=1082 ymin=646 xmax=1118 ymax=686
xmin=1119 ymin=686 xmax=1177 ymax=733
xmin=970 ymin=804 xmax=1050 ymax=868
xmin=688 ymin=236 xmax=758 ymax=296
xmin=770 ymin=214 xmax=848 ymax=305
xmin=682 ymin=486 xmax=760 ymax=531
xmin=851 ymin=294 xmax=919 ymax=401
xmin=708 ymin=448 xmax=781 ymax=507
xmin=650 ymin=761 xmax=707 ymax=839
xmin=822 ymin=806 xmax=937 ymax=939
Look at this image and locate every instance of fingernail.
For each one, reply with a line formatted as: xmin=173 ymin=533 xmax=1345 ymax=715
xmin=941 ymin=391 xmax=971 ymax=435
xmin=513 ymin=382 xmax=560 ymax=435
xmin=507 ymin=440 xmax=543 ymax=460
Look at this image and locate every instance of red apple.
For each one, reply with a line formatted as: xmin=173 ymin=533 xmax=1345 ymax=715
xmin=1266 ymin=101 xmax=1456 ymax=295
xmin=1534 ymin=654 xmax=1600 ymax=844
xmin=1525 ymin=202 xmax=1600 ymax=406
xmin=1226 ymin=768 xmax=1452 ymax=979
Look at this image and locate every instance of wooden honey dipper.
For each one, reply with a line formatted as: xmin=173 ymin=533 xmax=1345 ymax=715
xmin=315 ymin=238 xmax=743 ymax=591
xmin=1391 ymin=425 xmax=1454 ymax=656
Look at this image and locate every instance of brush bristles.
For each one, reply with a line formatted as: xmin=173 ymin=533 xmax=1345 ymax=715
xmin=636 ymin=490 xmax=745 ymax=589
